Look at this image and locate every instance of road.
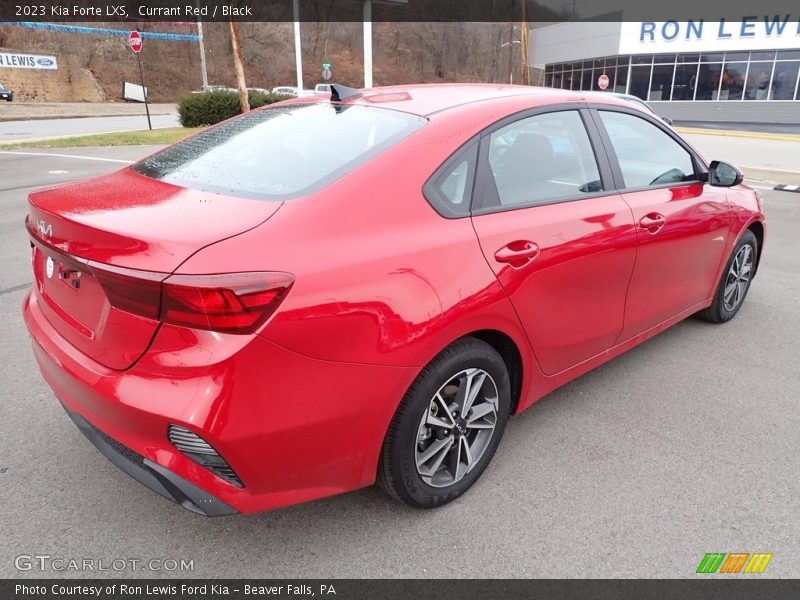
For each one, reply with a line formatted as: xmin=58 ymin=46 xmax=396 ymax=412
xmin=0 ymin=114 xmax=180 ymax=142
xmin=0 ymin=147 xmax=798 ymax=578
xmin=681 ymin=131 xmax=800 ymax=182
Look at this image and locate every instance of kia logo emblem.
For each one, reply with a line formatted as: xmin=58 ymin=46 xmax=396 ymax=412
xmin=37 ymin=219 xmax=53 ymax=237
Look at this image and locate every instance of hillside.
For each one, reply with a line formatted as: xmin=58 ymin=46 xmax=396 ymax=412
xmin=0 ymin=22 xmax=533 ymax=102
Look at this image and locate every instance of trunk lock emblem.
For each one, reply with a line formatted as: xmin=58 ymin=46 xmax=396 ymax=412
xmin=45 ymin=256 xmax=55 ymax=279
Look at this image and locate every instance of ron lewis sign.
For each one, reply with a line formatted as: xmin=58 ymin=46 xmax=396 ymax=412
xmin=620 ymin=15 xmax=800 ymax=54
xmin=0 ymin=52 xmax=58 ymax=70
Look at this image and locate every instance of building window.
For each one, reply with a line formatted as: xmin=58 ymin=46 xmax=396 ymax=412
xmin=719 ymin=62 xmax=747 ymax=100
xmin=696 ymin=63 xmax=722 ymax=100
xmin=777 ymin=50 xmax=800 ymax=60
xmin=649 ymin=64 xmax=674 ymax=101
xmin=771 ymin=61 xmax=800 ymax=100
xmin=629 ymin=65 xmax=651 ymax=99
xmin=672 ymin=63 xmax=698 ymax=100
xmin=543 ymin=49 xmax=798 ymax=101
xmin=580 ymin=69 xmax=592 ymax=91
xmin=745 ymin=63 xmax=773 ymax=100
xmin=614 ymin=64 xmax=629 ymax=94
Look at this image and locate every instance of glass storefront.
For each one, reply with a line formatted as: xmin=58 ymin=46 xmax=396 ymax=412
xmin=544 ymin=50 xmax=800 ymax=101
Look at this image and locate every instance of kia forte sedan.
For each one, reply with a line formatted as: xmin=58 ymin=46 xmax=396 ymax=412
xmin=23 ymin=84 xmax=765 ymax=515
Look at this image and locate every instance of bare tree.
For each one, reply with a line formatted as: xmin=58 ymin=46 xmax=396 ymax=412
xmin=229 ymin=16 xmax=250 ymax=112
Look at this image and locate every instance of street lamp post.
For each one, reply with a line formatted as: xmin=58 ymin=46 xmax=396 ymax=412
xmin=501 ymin=39 xmax=522 ymax=84
xmin=363 ymin=0 xmax=373 ymax=88
xmin=293 ymin=0 xmax=303 ymax=91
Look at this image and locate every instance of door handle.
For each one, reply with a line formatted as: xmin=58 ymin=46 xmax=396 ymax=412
xmin=639 ymin=213 xmax=666 ymax=233
xmin=494 ymin=241 xmax=540 ymax=267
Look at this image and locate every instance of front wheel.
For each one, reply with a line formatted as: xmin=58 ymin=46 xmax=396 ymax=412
xmin=697 ymin=229 xmax=758 ymax=323
xmin=378 ymin=337 xmax=511 ymax=508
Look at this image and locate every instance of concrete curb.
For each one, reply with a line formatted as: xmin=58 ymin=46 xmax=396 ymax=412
xmin=675 ymin=127 xmax=800 ymax=143
xmin=773 ymin=184 xmax=800 ymax=193
xmin=0 ymin=126 xmax=178 ymax=146
xmin=740 ymin=166 xmax=800 ymax=186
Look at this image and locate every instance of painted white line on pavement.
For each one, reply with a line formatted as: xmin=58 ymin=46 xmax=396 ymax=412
xmin=0 ymin=151 xmax=133 ymax=164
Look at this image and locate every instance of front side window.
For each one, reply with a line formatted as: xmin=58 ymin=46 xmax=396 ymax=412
xmin=598 ymin=111 xmax=696 ymax=188
xmin=486 ymin=110 xmax=602 ymax=208
xmin=134 ymin=103 xmax=426 ymax=200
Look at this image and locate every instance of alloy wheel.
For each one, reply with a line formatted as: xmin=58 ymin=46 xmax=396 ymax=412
xmin=723 ymin=244 xmax=754 ymax=312
xmin=415 ymin=368 xmax=499 ymax=488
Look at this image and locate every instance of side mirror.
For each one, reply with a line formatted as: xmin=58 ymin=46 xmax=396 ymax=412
xmin=708 ymin=160 xmax=743 ymax=187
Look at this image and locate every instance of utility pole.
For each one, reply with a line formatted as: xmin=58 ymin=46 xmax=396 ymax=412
xmin=363 ymin=0 xmax=373 ymax=88
xmin=196 ymin=2 xmax=208 ymax=89
xmin=229 ymin=17 xmax=250 ymax=112
xmin=293 ymin=0 xmax=303 ymax=91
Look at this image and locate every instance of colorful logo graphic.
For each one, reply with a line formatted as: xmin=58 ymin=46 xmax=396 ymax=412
xmin=696 ymin=552 xmax=773 ymax=574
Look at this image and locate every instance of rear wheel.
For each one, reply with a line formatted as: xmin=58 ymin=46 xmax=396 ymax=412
xmin=697 ymin=230 xmax=757 ymax=323
xmin=378 ymin=337 xmax=511 ymax=508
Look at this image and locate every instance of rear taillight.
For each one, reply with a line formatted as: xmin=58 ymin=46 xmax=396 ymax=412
xmin=160 ymin=272 xmax=294 ymax=334
xmin=88 ymin=262 xmax=164 ymax=320
xmin=92 ymin=265 xmax=293 ymax=334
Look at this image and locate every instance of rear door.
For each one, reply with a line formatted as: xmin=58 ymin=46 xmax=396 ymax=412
xmin=470 ymin=107 xmax=637 ymax=375
xmin=591 ymin=108 xmax=731 ymax=341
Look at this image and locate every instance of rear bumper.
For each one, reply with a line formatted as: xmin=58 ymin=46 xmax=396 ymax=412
xmin=64 ymin=407 xmax=236 ymax=516
xmin=23 ymin=289 xmax=417 ymax=515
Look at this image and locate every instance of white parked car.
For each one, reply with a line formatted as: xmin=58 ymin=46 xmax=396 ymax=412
xmin=271 ymin=86 xmax=317 ymax=97
xmin=271 ymin=86 xmax=300 ymax=97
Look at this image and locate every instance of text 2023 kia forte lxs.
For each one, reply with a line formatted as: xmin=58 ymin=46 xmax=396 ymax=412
xmin=23 ymin=84 xmax=765 ymax=515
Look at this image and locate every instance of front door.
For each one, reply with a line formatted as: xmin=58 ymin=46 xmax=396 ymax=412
xmin=593 ymin=109 xmax=731 ymax=341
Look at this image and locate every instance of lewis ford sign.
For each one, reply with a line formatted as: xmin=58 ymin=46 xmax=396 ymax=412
xmin=0 ymin=52 xmax=58 ymax=70
xmin=619 ymin=16 xmax=800 ymax=54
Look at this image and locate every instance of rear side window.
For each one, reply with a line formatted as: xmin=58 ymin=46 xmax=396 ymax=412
xmin=598 ymin=111 xmax=696 ymax=188
xmin=134 ymin=103 xmax=426 ymax=200
xmin=485 ymin=110 xmax=603 ymax=208
xmin=423 ymin=142 xmax=478 ymax=217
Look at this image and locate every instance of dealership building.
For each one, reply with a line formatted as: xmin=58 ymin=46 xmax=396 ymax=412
xmin=530 ymin=19 xmax=800 ymax=123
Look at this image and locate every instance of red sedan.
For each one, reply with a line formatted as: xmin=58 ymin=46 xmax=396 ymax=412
xmin=23 ymin=84 xmax=765 ymax=515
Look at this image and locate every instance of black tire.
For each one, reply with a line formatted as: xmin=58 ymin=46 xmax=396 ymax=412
xmin=378 ymin=336 xmax=511 ymax=508
xmin=696 ymin=229 xmax=758 ymax=323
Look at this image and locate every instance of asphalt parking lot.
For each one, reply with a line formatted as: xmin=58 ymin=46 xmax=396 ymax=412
xmin=0 ymin=146 xmax=798 ymax=578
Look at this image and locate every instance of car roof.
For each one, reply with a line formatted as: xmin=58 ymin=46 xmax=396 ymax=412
xmin=283 ymin=83 xmax=636 ymax=117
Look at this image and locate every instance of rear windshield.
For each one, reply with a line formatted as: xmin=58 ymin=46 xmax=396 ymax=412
xmin=133 ymin=103 xmax=426 ymax=200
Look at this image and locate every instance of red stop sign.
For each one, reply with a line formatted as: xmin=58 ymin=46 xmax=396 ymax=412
xmin=597 ymin=73 xmax=610 ymax=90
xmin=128 ymin=31 xmax=143 ymax=53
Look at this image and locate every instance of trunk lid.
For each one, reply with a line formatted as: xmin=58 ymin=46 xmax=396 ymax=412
xmin=27 ymin=167 xmax=282 ymax=370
